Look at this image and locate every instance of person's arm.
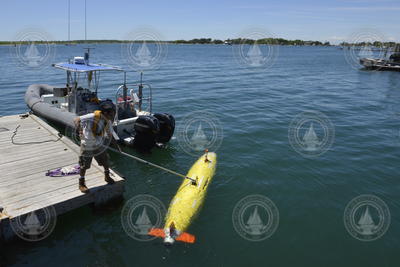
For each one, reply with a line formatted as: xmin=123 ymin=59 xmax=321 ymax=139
xmin=108 ymin=121 xmax=123 ymax=151
xmin=74 ymin=117 xmax=82 ymax=136
xmin=107 ymin=121 xmax=120 ymax=141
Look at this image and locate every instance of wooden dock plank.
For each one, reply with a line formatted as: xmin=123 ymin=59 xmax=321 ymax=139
xmin=4 ymin=171 xmax=106 ymax=209
xmin=1 ymin=164 xmax=115 ymax=202
xmin=0 ymin=168 xmax=100 ymax=200
xmin=0 ymin=120 xmax=46 ymax=135
xmin=6 ymin=175 xmax=122 ymax=218
xmin=0 ymin=147 xmax=75 ymax=168
xmin=0 ymin=143 xmax=70 ymax=165
xmin=0 ymin=114 xmax=125 ymax=241
xmin=0 ymin=156 xmax=77 ymax=182
xmin=0 ymin=152 xmax=77 ymax=178
xmin=0 ymin=133 xmax=57 ymax=146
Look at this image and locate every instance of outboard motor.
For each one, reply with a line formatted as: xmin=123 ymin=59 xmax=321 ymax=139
xmin=154 ymin=113 xmax=175 ymax=143
xmin=134 ymin=115 xmax=160 ymax=150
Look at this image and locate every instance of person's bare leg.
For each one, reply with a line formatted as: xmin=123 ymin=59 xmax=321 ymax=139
xmin=80 ymin=168 xmax=86 ymax=178
xmin=103 ymin=165 xmax=115 ymax=184
xmin=79 ymin=168 xmax=89 ymax=193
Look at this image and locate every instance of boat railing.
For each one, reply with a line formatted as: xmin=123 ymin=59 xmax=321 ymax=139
xmin=114 ymin=83 xmax=153 ymax=122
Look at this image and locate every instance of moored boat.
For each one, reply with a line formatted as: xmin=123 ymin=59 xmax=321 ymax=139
xmin=25 ymin=49 xmax=175 ymax=150
xmin=360 ymin=45 xmax=400 ymax=71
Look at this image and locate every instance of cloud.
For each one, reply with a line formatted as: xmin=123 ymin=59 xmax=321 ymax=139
xmin=328 ymin=36 xmax=346 ymax=41
xmin=328 ymin=6 xmax=400 ymax=11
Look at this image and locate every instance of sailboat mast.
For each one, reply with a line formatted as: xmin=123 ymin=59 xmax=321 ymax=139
xmin=68 ymin=0 xmax=70 ymax=42
xmin=84 ymin=0 xmax=87 ymax=41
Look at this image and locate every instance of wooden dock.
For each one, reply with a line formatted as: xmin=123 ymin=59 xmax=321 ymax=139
xmin=0 ymin=114 xmax=125 ymax=241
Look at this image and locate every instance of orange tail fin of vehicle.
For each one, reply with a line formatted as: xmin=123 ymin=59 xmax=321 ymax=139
xmin=176 ymin=232 xmax=196 ymax=243
xmin=148 ymin=228 xmax=165 ymax=238
xmin=148 ymin=228 xmax=196 ymax=243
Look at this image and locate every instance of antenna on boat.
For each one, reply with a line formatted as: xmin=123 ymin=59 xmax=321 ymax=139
xmin=138 ymin=71 xmax=143 ymax=111
xmin=83 ymin=47 xmax=94 ymax=89
xmin=83 ymin=47 xmax=94 ymax=64
xmin=123 ymin=71 xmax=128 ymax=109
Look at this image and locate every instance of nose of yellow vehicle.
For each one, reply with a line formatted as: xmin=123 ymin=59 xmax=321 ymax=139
xmin=163 ymin=236 xmax=175 ymax=246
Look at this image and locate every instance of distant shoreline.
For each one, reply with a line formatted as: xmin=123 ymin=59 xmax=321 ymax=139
xmin=1 ymin=39 xmax=398 ymax=48
xmin=0 ymin=38 xmax=331 ymax=46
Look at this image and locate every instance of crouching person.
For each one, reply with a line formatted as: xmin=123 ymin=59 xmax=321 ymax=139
xmin=74 ymin=101 xmax=120 ymax=193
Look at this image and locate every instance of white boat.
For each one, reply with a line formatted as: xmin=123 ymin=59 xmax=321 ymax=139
xmin=360 ymin=45 xmax=400 ymax=71
xmin=25 ymin=49 xmax=175 ymax=151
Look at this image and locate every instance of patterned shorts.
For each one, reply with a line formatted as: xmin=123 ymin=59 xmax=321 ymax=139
xmin=78 ymin=146 xmax=109 ymax=169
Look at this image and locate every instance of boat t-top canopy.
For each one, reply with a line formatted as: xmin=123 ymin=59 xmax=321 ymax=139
xmin=53 ymin=62 xmax=124 ymax=72
xmin=52 ymin=52 xmax=126 ymax=93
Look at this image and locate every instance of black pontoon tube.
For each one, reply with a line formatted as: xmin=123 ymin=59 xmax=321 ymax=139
xmin=25 ymin=84 xmax=76 ymax=128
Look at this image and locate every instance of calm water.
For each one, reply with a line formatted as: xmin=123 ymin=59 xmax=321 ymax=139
xmin=1 ymin=44 xmax=400 ymax=267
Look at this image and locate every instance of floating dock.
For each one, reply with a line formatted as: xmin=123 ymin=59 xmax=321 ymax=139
xmin=0 ymin=114 xmax=125 ymax=241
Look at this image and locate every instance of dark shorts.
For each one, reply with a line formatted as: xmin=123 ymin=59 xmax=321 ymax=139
xmin=79 ymin=146 xmax=109 ymax=170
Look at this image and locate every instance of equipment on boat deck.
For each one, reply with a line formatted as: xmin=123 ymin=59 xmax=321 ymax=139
xmin=25 ymin=49 xmax=175 ymax=151
xmin=148 ymin=151 xmax=217 ymax=244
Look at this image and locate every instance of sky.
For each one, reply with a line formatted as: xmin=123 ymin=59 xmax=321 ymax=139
xmin=0 ymin=0 xmax=399 ymax=43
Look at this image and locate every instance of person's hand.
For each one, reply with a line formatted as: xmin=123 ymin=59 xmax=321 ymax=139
xmin=74 ymin=117 xmax=80 ymax=128
xmin=112 ymin=139 xmax=123 ymax=152
xmin=110 ymin=137 xmax=123 ymax=151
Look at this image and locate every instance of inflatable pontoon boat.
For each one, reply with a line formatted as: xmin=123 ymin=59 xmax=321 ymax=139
xmin=25 ymin=49 xmax=175 ymax=150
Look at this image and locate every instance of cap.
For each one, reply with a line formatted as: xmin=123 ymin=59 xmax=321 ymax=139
xmin=99 ymin=100 xmax=116 ymax=113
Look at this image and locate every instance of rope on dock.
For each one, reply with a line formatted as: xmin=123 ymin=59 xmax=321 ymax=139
xmin=11 ymin=125 xmax=62 ymax=145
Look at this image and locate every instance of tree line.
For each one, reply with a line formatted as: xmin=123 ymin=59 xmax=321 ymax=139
xmin=0 ymin=38 xmax=332 ymax=46
xmin=340 ymin=41 xmax=400 ymax=48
